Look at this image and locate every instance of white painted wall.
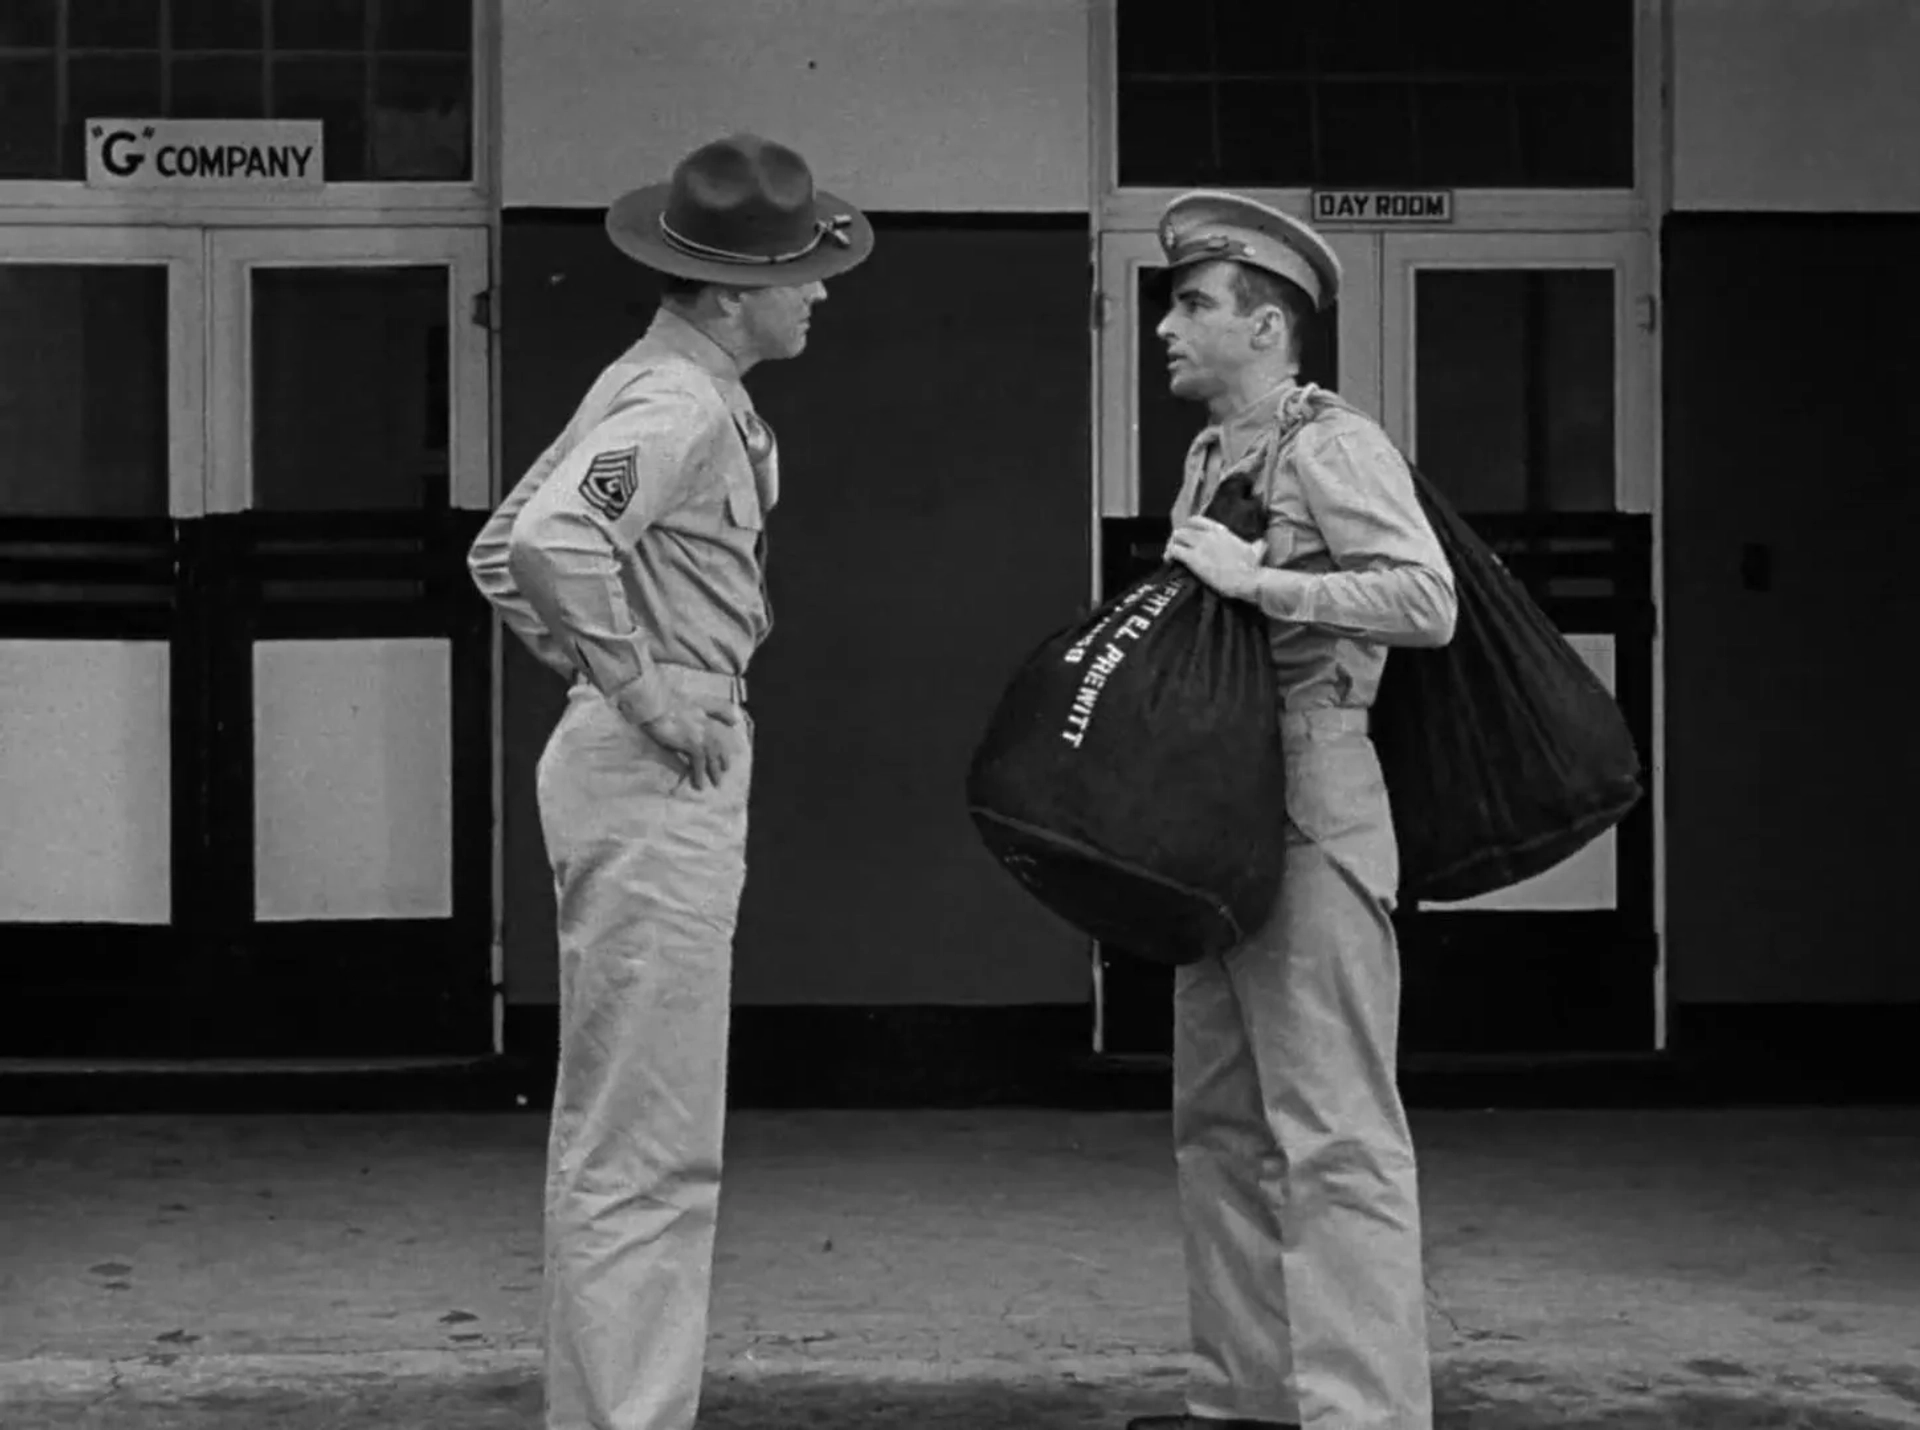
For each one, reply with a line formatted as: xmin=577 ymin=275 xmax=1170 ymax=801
xmin=1673 ymin=0 xmax=1920 ymax=211
xmin=501 ymin=0 xmax=1089 ymax=211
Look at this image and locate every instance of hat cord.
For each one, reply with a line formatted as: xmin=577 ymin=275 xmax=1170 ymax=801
xmin=658 ymin=212 xmax=853 ymax=265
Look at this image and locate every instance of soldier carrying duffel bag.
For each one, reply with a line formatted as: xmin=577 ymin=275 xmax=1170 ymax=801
xmin=964 ymin=188 xmax=1641 ymax=1430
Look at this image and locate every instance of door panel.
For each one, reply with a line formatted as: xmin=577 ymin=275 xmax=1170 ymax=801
xmin=1381 ymin=232 xmax=1655 ymax=514
xmin=1380 ymin=233 xmax=1658 ymax=1052
xmin=209 ymin=228 xmax=490 ymax=514
xmin=252 ymin=636 xmax=454 ymax=923
xmin=194 ymin=228 xmax=492 ymax=1056
xmin=0 ymin=226 xmax=493 ymax=1059
xmin=1406 ymin=268 xmax=1617 ymax=514
xmin=0 ymin=638 xmax=172 ymax=923
xmin=249 ymin=267 xmax=453 ymax=513
xmin=0 ymin=233 xmax=200 ymax=1056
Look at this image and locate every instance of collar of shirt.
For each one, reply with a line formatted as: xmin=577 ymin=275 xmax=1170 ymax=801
xmin=1214 ymin=377 xmax=1301 ymax=467
xmin=634 ymin=307 xmax=745 ymax=391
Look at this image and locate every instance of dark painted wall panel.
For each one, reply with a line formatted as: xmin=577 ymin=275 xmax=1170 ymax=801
xmin=1662 ymin=214 xmax=1919 ymax=1003
xmin=498 ymin=214 xmax=1093 ymax=1006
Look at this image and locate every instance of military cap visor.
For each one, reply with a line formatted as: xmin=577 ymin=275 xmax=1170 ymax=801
xmin=1157 ymin=190 xmax=1342 ymax=311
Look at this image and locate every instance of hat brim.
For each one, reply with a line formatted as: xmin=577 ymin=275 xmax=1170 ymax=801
xmin=605 ymin=182 xmax=874 ymax=287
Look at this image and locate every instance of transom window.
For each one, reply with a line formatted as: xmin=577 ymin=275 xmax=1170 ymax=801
xmin=0 ymin=0 xmax=473 ymax=182
xmin=1116 ymin=0 xmax=1635 ymax=190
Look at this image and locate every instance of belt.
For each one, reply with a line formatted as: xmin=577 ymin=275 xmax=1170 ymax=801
xmin=655 ymin=661 xmax=748 ymax=705
xmin=1280 ymin=706 xmax=1368 ymax=738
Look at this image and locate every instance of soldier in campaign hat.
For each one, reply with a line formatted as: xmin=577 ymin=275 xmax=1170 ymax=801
xmin=467 ymin=133 xmax=871 ymax=1430
xmin=1132 ymin=191 xmax=1458 ymax=1430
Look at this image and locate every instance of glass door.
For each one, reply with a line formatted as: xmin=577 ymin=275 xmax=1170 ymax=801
xmin=1380 ymin=232 xmax=1659 ymax=1054
xmin=0 ymin=228 xmax=204 ymax=1057
xmin=195 ymin=227 xmax=493 ymax=1056
xmin=0 ymin=225 xmax=495 ymax=1059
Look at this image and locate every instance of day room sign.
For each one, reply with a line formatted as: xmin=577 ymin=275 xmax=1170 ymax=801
xmin=85 ymin=119 xmax=324 ymax=191
xmin=1310 ymin=189 xmax=1455 ymax=224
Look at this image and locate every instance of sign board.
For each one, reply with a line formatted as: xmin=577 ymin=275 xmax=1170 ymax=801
xmin=1310 ymin=189 xmax=1454 ymax=225
xmin=85 ymin=119 xmax=324 ymax=191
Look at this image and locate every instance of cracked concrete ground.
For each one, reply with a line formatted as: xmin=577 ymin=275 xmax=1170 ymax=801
xmin=1 ymin=1107 xmax=1916 ymax=1427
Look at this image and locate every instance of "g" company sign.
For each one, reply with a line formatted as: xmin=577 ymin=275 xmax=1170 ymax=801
xmin=86 ymin=119 xmax=324 ymax=191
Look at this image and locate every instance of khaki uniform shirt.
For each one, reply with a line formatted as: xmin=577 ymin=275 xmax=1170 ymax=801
xmin=468 ymin=310 xmax=776 ymax=726
xmin=1171 ymin=381 xmax=1457 ymax=899
xmin=1171 ymin=380 xmax=1457 ymax=712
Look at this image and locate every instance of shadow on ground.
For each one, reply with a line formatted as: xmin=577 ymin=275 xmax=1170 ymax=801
xmin=7 ymin=1364 xmax=1919 ymax=1430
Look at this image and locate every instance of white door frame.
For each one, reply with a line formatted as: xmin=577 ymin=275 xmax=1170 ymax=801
xmin=206 ymin=226 xmax=493 ymax=516
xmin=0 ymin=227 xmax=207 ymax=519
xmin=204 ymin=223 xmax=500 ymax=1052
xmin=1378 ymin=229 xmax=1665 ymax=1048
xmin=1378 ymin=231 xmax=1658 ymax=515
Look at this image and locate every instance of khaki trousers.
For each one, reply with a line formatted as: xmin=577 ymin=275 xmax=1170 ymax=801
xmin=1173 ymin=711 xmax=1432 ymax=1429
xmin=535 ymin=678 xmax=752 ymax=1430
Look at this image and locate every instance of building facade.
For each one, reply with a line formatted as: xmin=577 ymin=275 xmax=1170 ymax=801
xmin=3 ymin=1 xmax=1914 ymax=1087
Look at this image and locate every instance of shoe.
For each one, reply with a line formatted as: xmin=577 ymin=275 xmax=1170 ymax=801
xmin=1124 ymin=1417 xmax=1300 ymax=1430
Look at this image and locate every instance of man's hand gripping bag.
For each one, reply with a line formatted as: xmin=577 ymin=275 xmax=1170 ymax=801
xmin=966 ymin=474 xmax=1283 ymax=966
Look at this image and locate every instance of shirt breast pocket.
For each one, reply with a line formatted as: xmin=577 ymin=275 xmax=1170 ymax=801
xmin=724 ymin=471 xmax=764 ymax=533
xmin=1264 ymin=507 xmax=1321 ymax=570
xmin=1257 ymin=465 xmax=1314 ymax=569
xmin=1262 ymin=513 xmax=1297 ymax=566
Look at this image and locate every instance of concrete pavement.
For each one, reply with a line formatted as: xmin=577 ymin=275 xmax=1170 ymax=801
xmin=2 ymin=1107 xmax=1917 ymax=1426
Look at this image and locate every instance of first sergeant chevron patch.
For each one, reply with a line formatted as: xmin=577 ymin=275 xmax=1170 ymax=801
xmin=578 ymin=447 xmax=639 ymax=520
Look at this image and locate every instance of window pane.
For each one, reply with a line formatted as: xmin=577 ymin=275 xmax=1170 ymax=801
xmin=0 ymin=0 xmax=471 ymax=180
xmin=251 ymin=267 xmax=450 ymax=513
xmin=377 ymin=0 xmax=470 ymax=52
xmin=271 ymin=56 xmax=367 ymax=180
xmin=0 ymin=59 xmax=58 ymax=177
xmin=272 ymin=0 xmax=367 ymax=51
xmin=1218 ymin=81 xmax=1312 ymax=187
xmin=0 ymin=0 xmax=56 ymax=47
xmin=1414 ymin=85 xmax=1521 ymax=187
xmin=65 ymin=54 xmax=163 ymax=180
xmin=372 ymin=56 xmax=468 ymax=179
xmin=0 ymin=265 xmax=170 ymax=519
xmin=69 ymin=0 xmax=161 ymax=49
xmin=170 ymin=0 xmax=262 ymax=49
xmin=1444 ymin=0 xmax=1537 ymax=73
xmin=170 ymin=55 xmax=266 ymax=119
xmin=1316 ymin=82 xmax=1415 ymax=185
xmin=1413 ymin=268 xmax=1615 ymax=513
xmin=1521 ymin=82 xmax=1635 ymax=187
xmin=1311 ymin=0 xmax=1412 ymax=74
xmin=1134 ymin=266 xmax=1338 ymax=518
xmin=1530 ymin=0 xmax=1634 ymax=77
xmin=1214 ymin=0 xmax=1311 ymax=71
xmin=1117 ymin=0 xmax=1211 ymax=75
xmin=1115 ymin=0 xmax=1635 ymax=190
xmin=1117 ymin=80 xmax=1214 ymax=188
